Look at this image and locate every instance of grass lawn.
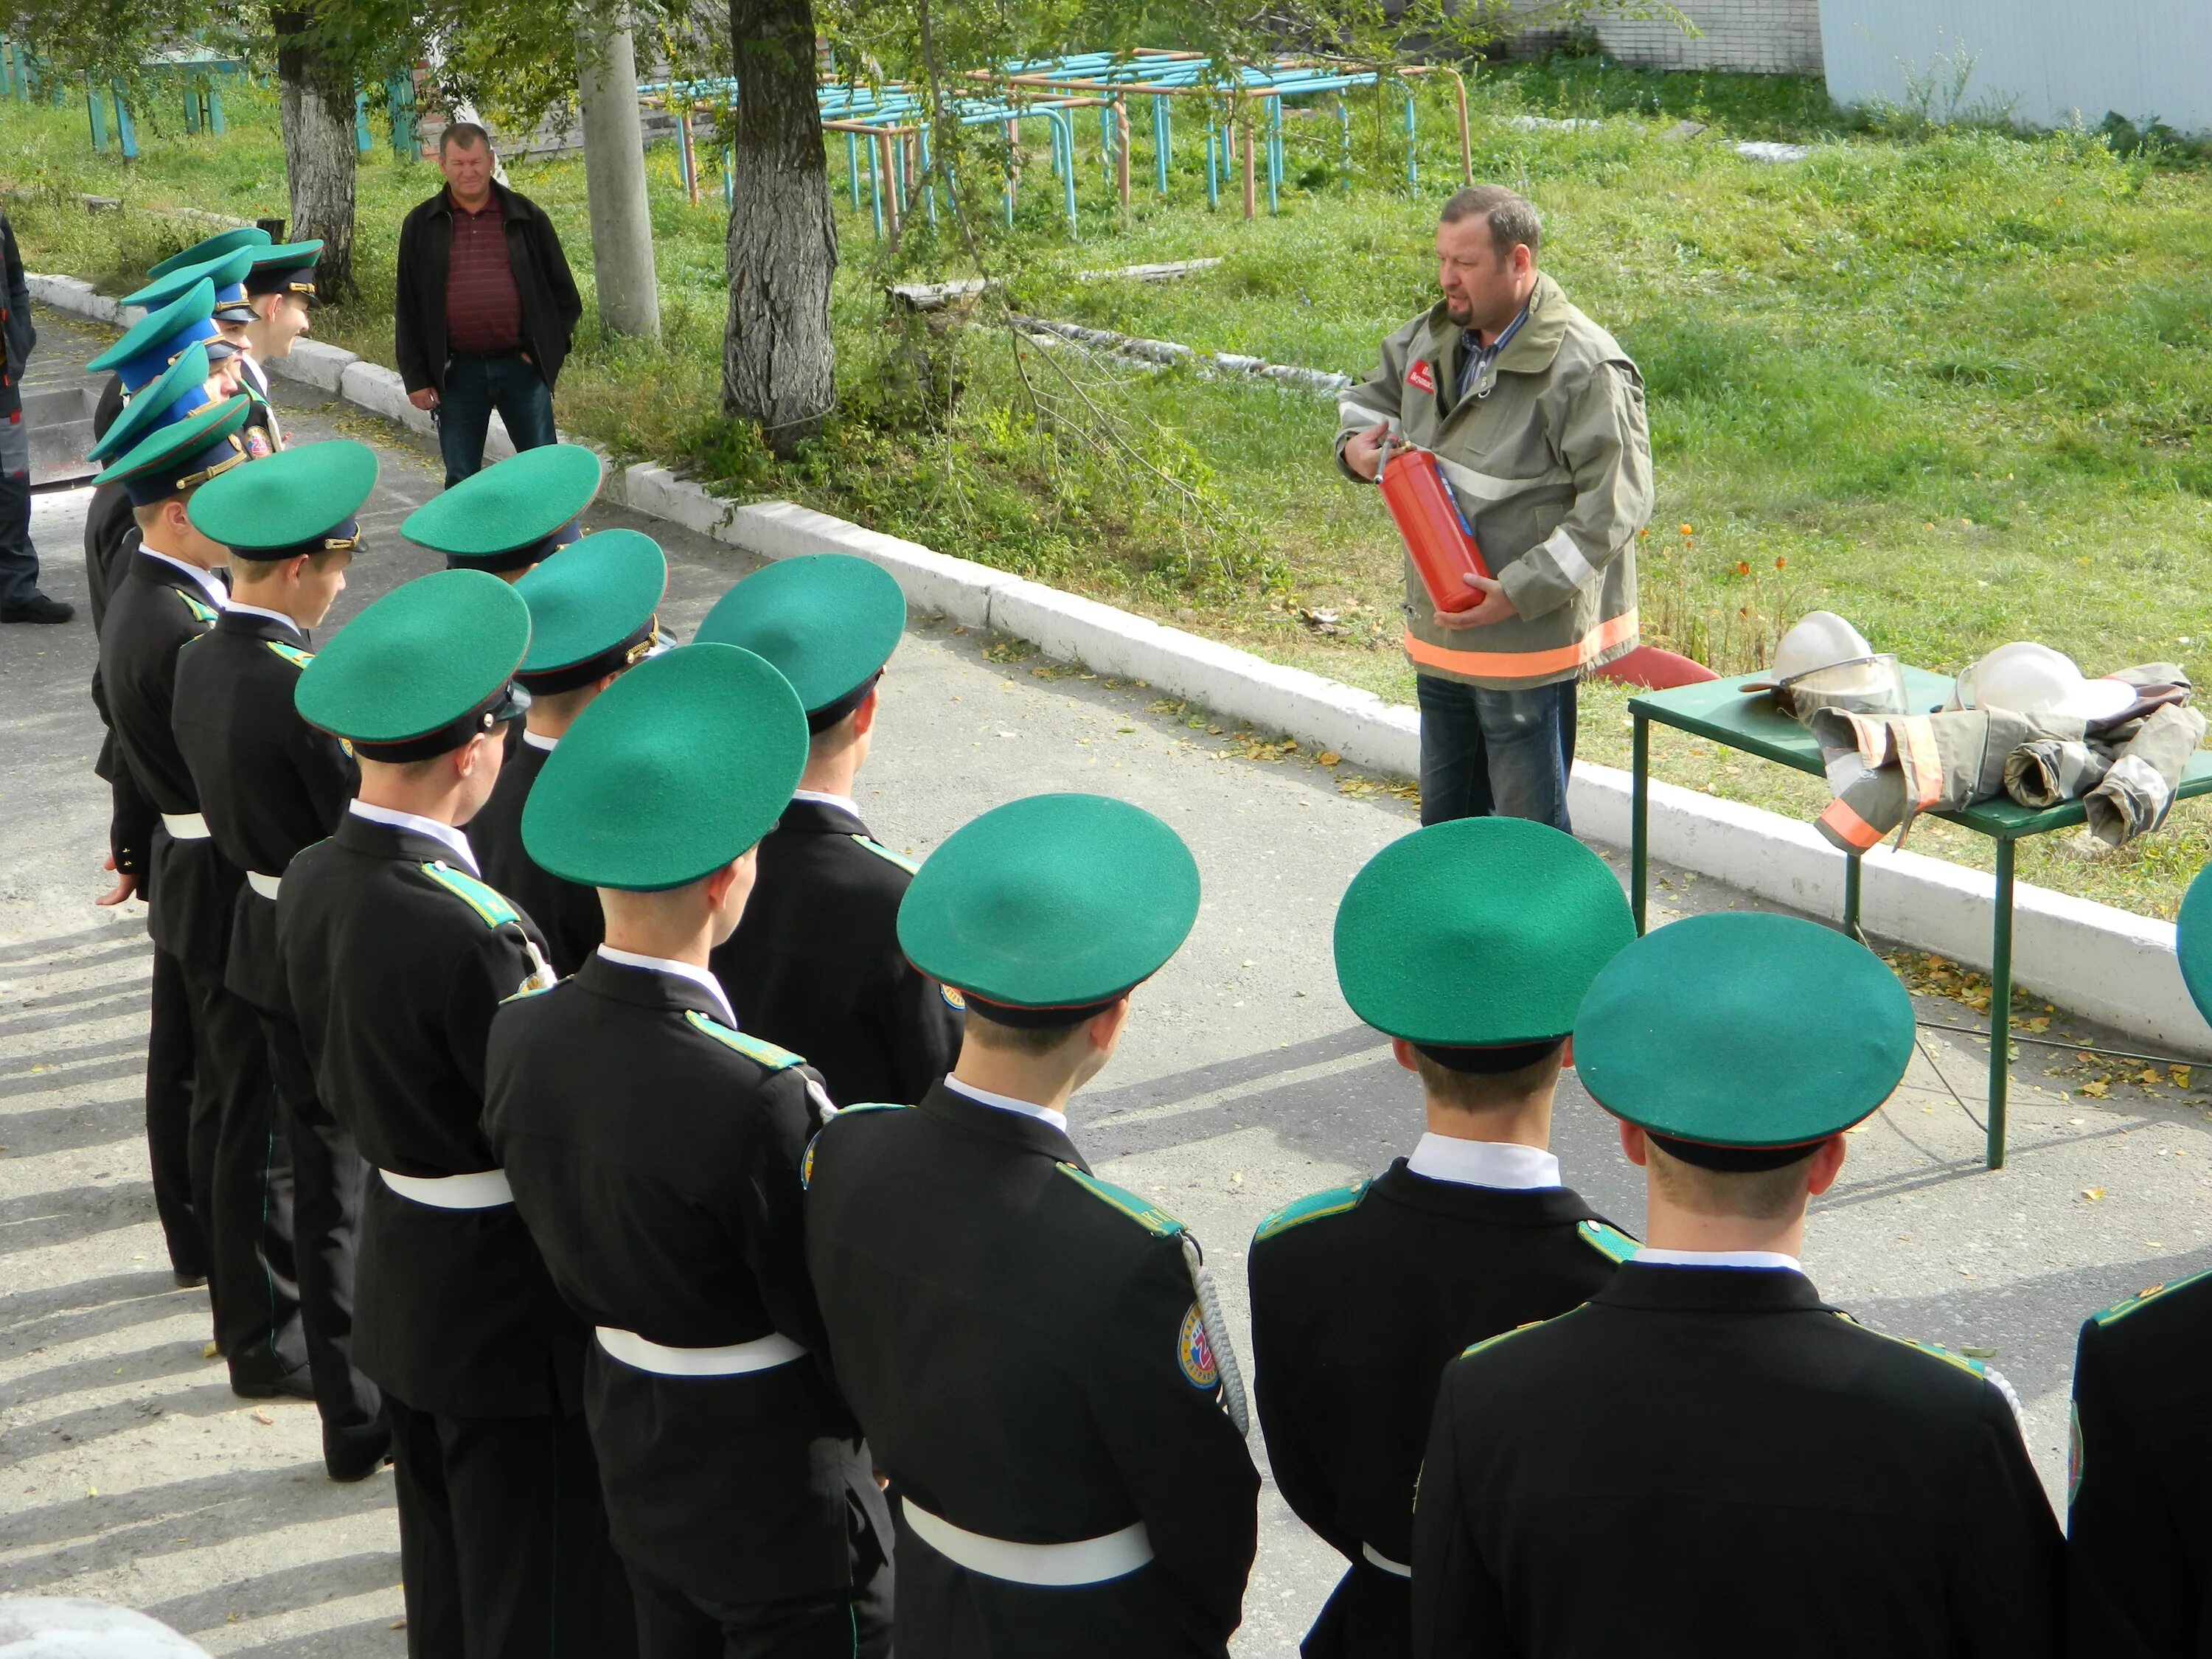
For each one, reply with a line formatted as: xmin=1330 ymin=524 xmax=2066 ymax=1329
xmin=7 ymin=56 xmax=2212 ymax=919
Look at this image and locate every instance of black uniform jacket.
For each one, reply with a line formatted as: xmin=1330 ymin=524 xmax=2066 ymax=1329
xmin=484 ymin=955 xmax=891 ymax=1603
xmin=711 ymin=797 xmax=961 ymax=1107
xmin=2067 ymin=1265 xmax=2212 ymax=1658
xmin=172 ymin=608 xmax=356 ymax=1016
xmin=805 ymin=1082 xmax=1260 ymax=1658
xmin=98 ymin=549 xmax=239 ymax=969
xmin=467 ymin=736 xmax=600 ymax=978
xmin=278 ymin=815 xmax=583 ymax=1418
xmin=1248 ymin=1163 xmax=1627 ymax=1657
xmin=1412 ymin=1262 xmax=2065 ymax=1659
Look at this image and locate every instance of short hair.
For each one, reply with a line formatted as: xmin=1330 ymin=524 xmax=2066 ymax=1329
xmin=1644 ymin=1135 xmax=1817 ymax=1222
xmin=1440 ymin=185 xmax=1542 ymax=263
xmin=229 ymin=546 xmax=349 ymax=580
xmin=962 ymin=1007 xmax=1090 ymax=1057
xmin=439 ymin=121 xmax=493 ymax=156
xmin=131 ymin=492 xmax=197 ymax=529
xmin=1410 ymin=1043 xmax=1563 ymax=1112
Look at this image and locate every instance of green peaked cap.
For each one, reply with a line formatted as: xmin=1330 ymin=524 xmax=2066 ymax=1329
xmin=522 ymin=642 xmax=808 ymax=891
xmin=88 ymin=341 xmax=215 ymax=463
xmin=146 ymin=226 xmax=272 ymax=279
xmin=694 ymin=554 xmax=905 ymax=714
xmin=245 ymin=239 xmax=323 ymax=278
xmin=1335 ymin=818 xmax=1634 ymax=1046
xmin=897 ymin=793 xmax=1200 ymax=1013
xmin=125 ymin=246 xmax=256 ymax=313
xmin=1573 ymin=911 xmax=1913 ymax=1148
xmin=401 ymin=444 xmax=602 ymax=568
xmin=296 ymin=569 xmax=531 ymax=745
xmin=2176 ymin=862 xmax=2212 ymax=1028
xmin=91 ymin=394 xmax=254 ymax=505
xmin=514 ymin=529 xmax=667 ymax=681
xmin=187 ymin=439 xmax=378 ymax=554
xmin=86 ymin=277 xmax=218 ymax=376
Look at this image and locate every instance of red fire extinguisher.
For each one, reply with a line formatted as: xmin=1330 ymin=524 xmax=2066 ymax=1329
xmin=1377 ymin=438 xmax=1492 ymax=613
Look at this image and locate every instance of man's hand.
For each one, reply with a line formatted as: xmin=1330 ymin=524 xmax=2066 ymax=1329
xmin=94 ymin=852 xmax=136 ymax=907
xmin=407 ymin=388 xmax=439 ymax=411
xmin=1343 ymin=422 xmax=1390 ymax=482
xmin=1433 ymin=574 xmax=1518 ymax=630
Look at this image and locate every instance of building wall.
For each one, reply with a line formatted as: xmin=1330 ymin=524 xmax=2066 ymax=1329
xmin=1508 ymin=1 xmax=1826 ymax=76
xmin=1820 ymin=0 xmax=2212 ymax=133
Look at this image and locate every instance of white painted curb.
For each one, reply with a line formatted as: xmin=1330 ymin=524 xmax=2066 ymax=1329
xmin=32 ymin=272 xmax=2209 ymax=1057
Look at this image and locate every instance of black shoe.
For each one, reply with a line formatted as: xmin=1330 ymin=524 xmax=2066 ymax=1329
xmin=172 ymin=1270 xmax=209 ymax=1290
xmin=1 ymin=592 xmax=74 ymax=624
xmin=327 ymin=1427 xmax=394 ymax=1484
xmin=231 ymin=1366 xmax=316 ymax=1402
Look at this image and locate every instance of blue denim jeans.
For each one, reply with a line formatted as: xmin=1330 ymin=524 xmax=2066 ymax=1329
xmin=436 ymin=352 xmax=557 ymax=487
xmin=1415 ymin=673 xmax=1577 ymax=832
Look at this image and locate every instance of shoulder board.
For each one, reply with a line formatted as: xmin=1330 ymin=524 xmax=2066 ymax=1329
xmin=849 ymin=834 xmax=919 ymax=875
xmin=1835 ymin=1313 xmax=1989 ymax=1379
xmin=500 ymin=981 xmax=557 ymax=1006
xmin=1253 ymin=1179 xmax=1370 ymax=1245
xmin=1461 ymin=1312 xmax=1566 ymax=1360
xmin=1577 ymin=1219 xmax=1639 ymax=1265
xmin=829 ymin=1101 xmax=907 ymax=1118
xmin=265 ymin=639 xmax=314 ymax=670
xmin=684 ymin=1010 xmax=803 ymax=1071
xmin=175 ymin=589 xmax=219 ymax=626
xmin=2092 ymin=1262 xmax=2212 ymax=1327
xmin=417 ymin=860 xmax=521 ymax=928
xmin=1055 ymin=1164 xmax=1186 ymax=1239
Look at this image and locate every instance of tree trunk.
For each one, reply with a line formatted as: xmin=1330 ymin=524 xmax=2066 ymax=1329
xmin=577 ymin=20 xmax=660 ymax=340
xmin=273 ymin=10 xmax=359 ymax=305
xmin=724 ymin=0 xmax=836 ymax=455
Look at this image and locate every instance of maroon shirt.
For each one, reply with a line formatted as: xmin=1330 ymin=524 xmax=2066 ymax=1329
xmin=444 ymin=193 xmax=523 ymax=355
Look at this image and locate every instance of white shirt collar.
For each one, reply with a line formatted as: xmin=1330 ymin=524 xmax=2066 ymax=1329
xmin=943 ymin=1075 xmax=1069 ymax=1136
xmin=1405 ymin=1134 xmax=1562 ymax=1191
xmin=791 ymin=788 xmax=859 ymax=816
xmin=521 ymin=729 xmax=559 ymax=752
xmin=223 ymin=599 xmax=305 ymax=639
xmin=347 ymin=799 xmax=480 ymax=874
xmin=1633 ymin=1247 xmax=1804 ymax=1273
xmin=594 ymin=945 xmax=736 ymax=1026
xmin=139 ymin=546 xmax=229 ymax=613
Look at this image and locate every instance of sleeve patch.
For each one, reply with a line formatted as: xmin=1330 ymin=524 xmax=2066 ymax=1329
xmin=850 ymin=834 xmax=919 ymax=876
xmin=939 ymin=983 xmax=966 ymax=1011
xmin=1577 ymin=1219 xmax=1640 ymax=1265
xmin=684 ymin=1009 xmax=803 ymax=1071
xmin=1253 ymin=1180 xmax=1369 ymax=1244
xmin=2092 ymin=1262 xmax=2212 ymax=1326
xmin=417 ymin=860 xmax=521 ymax=928
xmin=1178 ymin=1303 xmax=1219 ymax=1388
xmin=265 ymin=639 xmax=315 ymax=670
xmin=1055 ymin=1164 xmax=1186 ymax=1238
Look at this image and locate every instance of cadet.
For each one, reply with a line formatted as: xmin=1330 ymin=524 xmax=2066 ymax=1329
xmin=94 ymin=398 xmax=312 ymax=1396
xmin=1411 ymin=911 xmax=2064 ymax=1658
xmin=86 ymin=278 xmax=246 ymax=417
xmin=696 ymin=554 xmax=961 ymax=1106
xmin=2065 ymin=860 xmax=2212 ymax=1656
xmin=467 ymin=530 xmax=667 ymax=976
xmin=485 ymin=642 xmax=894 ymax=1657
xmin=806 ymin=793 xmax=1260 ymax=1658
xmin=173 ymin=440 xmax=387 ymax=1481
xmin=278 ymin=570 xmax=631 ymax=1655
xmin=235 ymin=240 xmax=324 ymax=429
xmin=400 ymin=442 xmax=601 ymax=582
xmin=1248 ymin=817 xmax=1635 ymax=1658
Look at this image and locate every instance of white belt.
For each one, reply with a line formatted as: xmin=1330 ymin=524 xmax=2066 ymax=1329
xmin=1362 ymin=1542 xmax=1412 ymax=1579
xmin=594 ymin=1326 xmax=805 ymax=1377
xmin=378 ymin=1167 xmax=514 ymax=1209
xmin=901 ymin=1497 xmax=1152 ymax=1587
xmin=246 ymin=871 xmax=282 ymax=900
xmin=161 ymin=812 xmax=211 ymax=841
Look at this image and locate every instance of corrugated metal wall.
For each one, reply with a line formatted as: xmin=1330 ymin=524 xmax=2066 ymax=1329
xmin=1820 ymin=0 xmax=2212 ymax=132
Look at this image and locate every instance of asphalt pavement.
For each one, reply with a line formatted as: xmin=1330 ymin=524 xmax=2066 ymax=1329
xmin=7 ymin=310 xmax=2212 ymax=1653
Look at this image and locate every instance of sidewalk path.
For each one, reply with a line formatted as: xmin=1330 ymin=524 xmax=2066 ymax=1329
xmin=5 ymin=310 xmax=2209 ymax=1652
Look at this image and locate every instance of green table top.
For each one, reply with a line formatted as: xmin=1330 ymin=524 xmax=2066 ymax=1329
xmin=1630 ymin=669 xmax=2212 ymax=842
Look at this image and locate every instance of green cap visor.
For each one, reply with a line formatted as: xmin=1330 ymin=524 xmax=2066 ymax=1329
xmin=145 ymin=226 xmax=273 ymax=280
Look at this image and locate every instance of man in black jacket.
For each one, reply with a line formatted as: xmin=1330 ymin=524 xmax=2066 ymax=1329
xmin=1411 ymin=911 xmax=2064 ymax=1659
xmin=0 ymin=203 xmax=72 ymax=623
xmin=1248 ymin=816 xmax=1636 ymax=1659
xmin=395 ymin=122 xmax=582 ymax=487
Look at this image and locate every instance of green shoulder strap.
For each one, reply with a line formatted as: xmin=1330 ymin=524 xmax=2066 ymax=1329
xmin=1253 ymin=1180 xmax=1370 ymax=1245
xmin=1577 ymin=1219 xmax=1640 ymax=1265
xmin=1055 ymin=1164 xmax=1186 ymax=1239
xmin=175 ymin=588 xmax=219 ymax=627
xmin=1834 ymin=1313 xmax=1991 ymax=1379
xmin=417 ymin=860 xmax=521 ymax=928
xmin=684 ymin=1010 xmax=804 ymax=1071
xmin=1461 ymin=1307 xmax=1580 ymax=1360
xmin=265 ymin=639 xmax=315 ymax=670
xmin=849 ymin=835 xmax=919 ymax=875
xmin=500 ymin=981 xmax=556 ymax=1006
xmin=2092 ymin=1263 xmax=2212 ymax=1326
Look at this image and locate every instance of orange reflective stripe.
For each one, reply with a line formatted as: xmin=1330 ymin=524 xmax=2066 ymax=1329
xmin=1400 ymin=608 xmax=1639 ymax=681
xmin=1896 ymin=716 xmax=1943 ymax=810
xmin=1818 ymin=796 xmax=1885 ymax=851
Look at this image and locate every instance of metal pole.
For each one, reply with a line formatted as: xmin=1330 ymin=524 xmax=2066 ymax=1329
xmin=112 ymin=83 xmax=136 ymax=159
xmin=208 ymin=79 xmax=225 ymax=135
xmin=1206 ymin=122 xmax=1219 ymax=208
xmin=879 ymin=133 xmax=901 ymax=244
xmin=1631 ymin=710 xmax=1650 ymax=934
xmin=354 ymin=88 xmax=372 ymax=153
xmin=1338 ymin=102 xmax=1350 ymax=192
xmin=678 ymin=103 xmax=699 ymax=207
xmin=1115 ymin=102 xmax=1130 ymax=215
xmin=919 ymin=126 xmax=937 ymax=226
xmin=846 ymin=132 xmax=860 ymax=208
xmin=1154 ymin=94 xmax=1169 ymax=195
xmin=1986 ymin=839 xmax=2015 ymax=1169
xmin=1843 ymin=852 xmax=1863 ymax=941
xmin=1242 ymin=119 xmax=1256 ymax=220
xmin=1266 ymin=97 xmax=1280 ymax=215
xmin=1004 ymin=118 xmax=1016 ymax=229
xmin=1403 ymin=82 xmax=1416 ymax=191
xmin=184 ymin=77 xmax=200 ymax=134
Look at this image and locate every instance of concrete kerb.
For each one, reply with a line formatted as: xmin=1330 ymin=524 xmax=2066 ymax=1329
xmin=29 ymin=270 xmax=2211 ymax=1058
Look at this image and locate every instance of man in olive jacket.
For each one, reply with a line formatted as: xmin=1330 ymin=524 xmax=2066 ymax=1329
xmin=394 ymin=122 xmax=582 ymax=487
xmin=1336 ymin=185 xmax=1652 ymax=832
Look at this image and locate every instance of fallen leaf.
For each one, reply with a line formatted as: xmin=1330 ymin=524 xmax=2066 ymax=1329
xmin=2081 ymin=1079 xmax=2110 ymax=1099
xmin=2174 ymin=1067 xmax=2193 ymax=1088
xmin=1961 ymin=1346 xmax=1998 ymax=1359
xmin=2083 ymin=1186 xmax=2106 ymax=1200
xmin=1315 ymin=751 xmax=1342 ymax=767
xmin=251 ymin=1409 xmax=274 ymax=1426
xmin=202 ymin=1341 xmax=220 ymax=1360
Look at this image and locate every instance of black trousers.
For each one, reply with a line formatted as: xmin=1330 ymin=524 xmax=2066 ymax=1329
xmin=629 ymin=1544 xmax=892 ymax=1659
xmin=386 ymin=1394 xmax=636 ymax=1659
xmin=178 ymin=961 xmax=305 ymax=1385
xmin=145 ymin=947 xmax=207 ymax=1281
xmin=262 ymin=1009 xmax=383 ymax=1467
